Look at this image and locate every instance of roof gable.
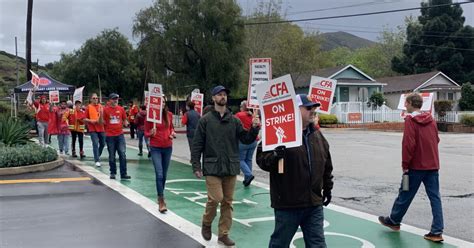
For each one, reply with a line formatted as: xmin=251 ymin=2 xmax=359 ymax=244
xmin=329 ymin=64 xmax=375 ymax=81
xmin=379 ymin=71 xmax=460 ymax=93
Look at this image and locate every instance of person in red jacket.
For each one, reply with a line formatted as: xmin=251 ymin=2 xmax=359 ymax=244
xmin=379 ymin=93 xmax=444 ymax=243
xmin=127 ymin=101 xmax=139 ymax=139
xmin=235 ymin=100 xmax=258 ymax=187
xmin=135 ymin=105 xmax=150 ymax=157
xmin=145 ymin=99 xmax=176 ymax=213
xmin=31 ymin=95 xmax=50 ymax=146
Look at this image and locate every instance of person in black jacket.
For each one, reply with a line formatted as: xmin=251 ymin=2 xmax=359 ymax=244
xmin=256 ymin=94 xmax=334 ymax=248
xmin=191 ymin=85 xmax=260 ymax=246
xmin=181 ymin=101 xmax=200 ymax=157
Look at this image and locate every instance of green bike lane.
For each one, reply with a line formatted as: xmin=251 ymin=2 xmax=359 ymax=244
xmin=61 ymin=136 xmax=471 ymax=248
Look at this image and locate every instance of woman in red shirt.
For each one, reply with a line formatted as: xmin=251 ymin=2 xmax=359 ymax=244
xmin=145 ymin=98 xmax=176 ymax=213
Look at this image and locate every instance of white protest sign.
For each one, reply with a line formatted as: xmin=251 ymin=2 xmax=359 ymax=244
xmin=49 ymin=90 xmax=60 ymax=103
xmin=248 ymin=58 xmax=272 ymax=109
xmin=73 ymin=86 xmax=84 ymax=103
xmin=147 ymin=84 xmax=163 ymax=124
xmin=398 ymin=92 xmax=434 ymax=118
xmin=144 ymin=91 xmax=149 ymax=106
xmin=191 ymin=92 xmax=204 ymax=116
xmin=308 ymin=76 xmax=337 ymax=114
xmin=256 ymin=74 xmax=301 ymax=152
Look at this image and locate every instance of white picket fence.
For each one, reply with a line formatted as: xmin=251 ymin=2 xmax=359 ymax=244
xmin=331 ymin=102 xmax=473 ymax=124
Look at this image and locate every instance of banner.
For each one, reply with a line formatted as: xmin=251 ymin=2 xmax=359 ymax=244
xmin=49 ymin=90 xmax=59 ymax=103
xmin=26 ymin=90 xmax=34 ymax=105
xmin=308 ymin=76 xmax=337 ymax=114
xmin=191 ymin=92 xmax=204 ymax=116
xmin=256 ymin=74 xmax=301 ymax=152
xmin=73 ymin=86 xmax=85 ymax=103
xmin=398 ymin=92 xmax=434 ymax=118
xmin=147 ymin=84 xmax=163 ymax=124
xmin=248 ymin=58 xmax=272 ymax=109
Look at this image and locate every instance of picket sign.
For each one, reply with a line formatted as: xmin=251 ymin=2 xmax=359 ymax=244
xmin=398 ymin=92 xmax=434 ymax=118
xmin=191 ymin=92 xmax=204 ymax=116
xmin=255 ymin=74 xmax=302 ymax=174
xmin=49 ymin=90 xmax=60 ymax=103
xmin=73 ymin=86 xmax=85 ymax=103
xmin=308 ymin=76 xmax=337 ymax=114
xmin=248 ymin=58 xmax=272 ymax=109
xmin=147 ymin=84 xmax=163 ymax=124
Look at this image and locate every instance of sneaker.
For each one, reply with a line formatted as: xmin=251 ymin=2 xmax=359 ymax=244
xmin=218 ymin=235 xmax=235 ymax=246
xmin=138 ymin=152 xmax=143 ymax=156
xmin=378 ymin=216 xmax=400 ymax=231
xmin=148 ymin=153 xmax=151 ymax=158
xmin=95 ymin=162 xmax=101 ymax=167
xmin=424 ymin=232 xmax=444 ymax=242
xmin=71 ymin=152 xmax=77 ymax=158
xmin=121 ymin=175 xmax=131 ymax=180
xmin=201 ymin=223 xmax=212 ymax=241
xmin=110 ymin=174 xmax=116 ymax=179
xmin=243 ymin=175 xmax=255 ymax=187
xmin=80 ymin=152 xmax=86 ymax=159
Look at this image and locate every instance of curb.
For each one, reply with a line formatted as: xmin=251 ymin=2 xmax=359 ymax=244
xmin=0 ymin=157 xmax=65 ymax=176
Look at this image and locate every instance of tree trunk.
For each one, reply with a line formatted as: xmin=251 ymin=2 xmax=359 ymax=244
xmin=26 ymin=0 xmax=33 ymax=80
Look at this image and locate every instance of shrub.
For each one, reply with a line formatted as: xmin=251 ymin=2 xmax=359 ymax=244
xmin=0 ymin=114 xmax=32 ymax=146
xmin=434 ymin=100 xmax=453 ymax=117
xmin=319 ymin=114 xmax=338 ymax=124
xmin=460 ymin=114 xmax=474 ymax=127
xmin=0 ymin=143 xmax=57 ymax=168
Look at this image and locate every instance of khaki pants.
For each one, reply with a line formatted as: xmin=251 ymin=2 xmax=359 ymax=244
xmin=202 ymin=175 xmax=236 ymax=237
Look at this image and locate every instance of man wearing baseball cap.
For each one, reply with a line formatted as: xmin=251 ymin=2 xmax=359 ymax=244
xmin=103 ymin=93 xmax=131 ymax=180
xmin=191 ymin=85 xmax=260 ymax=246
xmin=256 ymin=94 xmax=334 ymax=247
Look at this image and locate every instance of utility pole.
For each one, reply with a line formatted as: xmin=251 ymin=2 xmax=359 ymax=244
xmin=26 ymin=0 xmax=33 ymax=81
xmin=15 ymin=37 xmax=19 ymax=86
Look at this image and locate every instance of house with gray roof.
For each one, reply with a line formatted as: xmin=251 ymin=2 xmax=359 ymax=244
xmin=293 ymin=64 xmax=386 ymax=104
xmin=378 ymin=71 xmax=461 ymax=110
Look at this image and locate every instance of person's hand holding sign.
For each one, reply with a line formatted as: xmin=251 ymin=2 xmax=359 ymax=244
xmin=151 ymin=128 xmax=157 ymax=136
xmin=252 ymin=114 xmax=260 ymax=127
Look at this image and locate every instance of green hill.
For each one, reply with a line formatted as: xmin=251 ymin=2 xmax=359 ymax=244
xmin=319 ymin=31 xmax=377 ymax=51
xmin=0 ymin=50 xmax=44 ymax=97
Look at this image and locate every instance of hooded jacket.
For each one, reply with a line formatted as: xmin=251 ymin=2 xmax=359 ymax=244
xmin=402 ymin=112 xmax=440 ymax=171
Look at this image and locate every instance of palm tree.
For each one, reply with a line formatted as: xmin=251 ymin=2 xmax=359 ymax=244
xmin=26 ymin=0 xmax=33 ymax=80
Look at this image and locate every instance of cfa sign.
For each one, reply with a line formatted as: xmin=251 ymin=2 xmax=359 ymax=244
xmin=308 ymin=76 xmax=337 ymax=114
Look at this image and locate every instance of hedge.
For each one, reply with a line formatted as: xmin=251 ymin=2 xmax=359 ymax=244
xmin=319 ymin=114 xmax=338 ymax=124
xmin=0 ymin=143 xmax=58 ymax=168
xmin=460 ymin=114 xmax=474 ymax=127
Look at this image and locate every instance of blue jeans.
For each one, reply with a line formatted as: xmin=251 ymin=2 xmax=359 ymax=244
xmin=90 ymin=132 xmax=106 ymax=162
xmin=106 ymin=134 xmax=127 ymax=176
xmin=137 ymin=130 xmax=149 ymax=153
xmin=389 ymin=170 xmax=444 ymax=234
xmin=150 ymin=146 xmax=172 ymax=197
xmin=239 ymin=141 xmax=257 ymax=181
xmin=270 ymin=206 xmax=326 ymax=248
xmin=57 ymin=134 xmax=70 ymax=153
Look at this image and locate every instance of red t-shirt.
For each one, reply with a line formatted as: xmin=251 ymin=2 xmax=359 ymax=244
xmin=235 ymin=111 xmax=253 ymax=130
xmin=34 ymin=101 xmax=50 ymax=122
xmin=145 ymin=112 xmax=174 ymax=148
xmin=103 ymin=105 xmax=127 ymax=137
xmin=85 ymin=104 xmax=105 ymax=132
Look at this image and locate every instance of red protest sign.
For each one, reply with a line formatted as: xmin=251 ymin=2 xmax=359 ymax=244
xmin=191 ymin=92 xmax=204 ymax=116
xmin=147 ymin=84 xmax=163 ymax=124
xmin=308 ymin=76 xmax=337 ymax=114
xmin=49 ymin=90 xmax=59 ymax=103
xmin=256 ymin=74 xmax=301 ymax=152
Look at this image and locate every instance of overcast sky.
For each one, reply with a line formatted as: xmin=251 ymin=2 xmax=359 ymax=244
xmin=0 ymin=0 xmax=472 ymax=65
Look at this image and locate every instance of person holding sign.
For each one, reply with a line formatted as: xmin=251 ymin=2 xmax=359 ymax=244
xmin=135 ymin=105 xmax=150 ymax=157
xmin=235 ymin=100 xmax=258 ymax=187
xmin=145 ymin=98 xmax=176 ymax=213
xmin=84 ymin=93 xmax=106 ymax=167
xmin=103 ymin=93 xmax=130 ymax=180
xmin=256 ymin=94 xmax=334 ymax=248
xmin=191 ymin=85 xmax=260 ymax=247
xmin=30 ymin=95 xmax=50 ymax=147
xmin=379 ymin=93 xmax=444 ymax=243
xmin=181 ymin=101 xmax=200 ymax=157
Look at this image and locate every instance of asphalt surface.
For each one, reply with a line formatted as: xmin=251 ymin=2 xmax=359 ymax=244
xmin=149 ymin=127 xmax=473 ymax=242
xmin=0 ymin=163 xmax=203 ymax=248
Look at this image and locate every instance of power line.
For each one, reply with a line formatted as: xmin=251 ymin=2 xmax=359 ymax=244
xmin=405 ymin=43 xmax=474 ymax=51
xmin=243 ymin=1 xmax=474 ymax=26
xmin=286 ymin=0 xmax=400 ymax=16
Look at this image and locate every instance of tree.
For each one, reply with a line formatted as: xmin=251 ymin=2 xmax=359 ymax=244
xmin=50 ymin=29 xmax=140 ymax=100
xmin=26 ymin=0 xmax=33 ymax=80
xmin=133 ymin=0 xmax=246 ymax=97
xmin=392 ymin=0 xmax=474 ymax=84
xmin=459 ymin=82 xmax=474 ymax=110
xmin=367 ymin=92 xmax=386 ymax=109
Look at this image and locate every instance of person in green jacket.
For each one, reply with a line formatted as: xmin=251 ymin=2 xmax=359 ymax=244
xmin=191 ymin=85 xmax=260 ymax=246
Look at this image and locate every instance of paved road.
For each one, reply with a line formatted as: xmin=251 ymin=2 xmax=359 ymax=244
xmin=138 ymin=128 xmax=473 ymax=242
xmin=0 ymin=163 xmax=203 ymax=248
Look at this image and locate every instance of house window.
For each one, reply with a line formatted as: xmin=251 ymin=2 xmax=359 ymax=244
xmin=340 ymin=87 xmax=349 ymax=102
xmin=447 ymin=92 xmax=454 ymax=100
